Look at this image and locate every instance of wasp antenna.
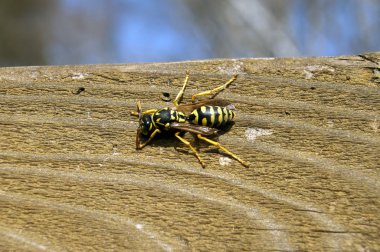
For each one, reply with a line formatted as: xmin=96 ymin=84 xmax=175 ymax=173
xmin=136 ymin=101 xmax=142 ymax=120
xmin=136 ymin=128 xmax=141 ymax=150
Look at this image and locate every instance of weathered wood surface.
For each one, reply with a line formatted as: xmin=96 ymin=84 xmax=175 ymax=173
xmin=0 ymin=53 xmax=379 ymax=251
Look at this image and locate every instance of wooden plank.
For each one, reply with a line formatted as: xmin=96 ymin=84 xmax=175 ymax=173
xmin=0 ymin=52 xmax=379 ymax=251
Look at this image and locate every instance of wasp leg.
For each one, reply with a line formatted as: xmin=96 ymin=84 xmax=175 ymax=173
xmin=192 ymin=74 xmax=238 ymax=102
xmin=197 ymin=134 xmax=250 ymax=167
xmin=137 ymin=129 xmax=161 ymax=149
xmin=175 ymin=132 xmax=205 ymax=168
xmin=173 ymin=70 xmax=190 ymax=107
xmin=131 ymin=109 xmax=158 ymax=117
xmin=142 ymin=109 xmax=158 ymax=114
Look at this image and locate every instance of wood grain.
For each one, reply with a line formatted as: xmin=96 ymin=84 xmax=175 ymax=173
xmin=0 ymin=53 xmax=379 ymax=251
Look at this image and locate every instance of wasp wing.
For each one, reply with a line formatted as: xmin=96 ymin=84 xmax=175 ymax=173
xmin=175 ymin=99 xmax=233 ymax=114
xmin=170 ymin=122 xmax=219 ymax=136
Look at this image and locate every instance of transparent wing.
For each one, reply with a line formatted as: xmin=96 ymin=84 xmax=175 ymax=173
xmin=169 ymin=122 xmax=219 ymax=136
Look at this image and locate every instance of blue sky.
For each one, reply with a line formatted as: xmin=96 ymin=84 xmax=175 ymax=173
xmin=47 ymin=0 xmax=380 ymax=64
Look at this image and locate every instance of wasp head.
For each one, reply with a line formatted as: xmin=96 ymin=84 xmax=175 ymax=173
xmin=139 ymin=114 xmax=154 ymax=135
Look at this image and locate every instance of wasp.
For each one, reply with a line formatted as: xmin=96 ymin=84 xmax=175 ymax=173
xmin=131 ymin=71 xmax=249 ymax=168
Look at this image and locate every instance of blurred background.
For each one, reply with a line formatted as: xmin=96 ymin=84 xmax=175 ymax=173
xmin=0 ymin=0 xmax=379 ymax=67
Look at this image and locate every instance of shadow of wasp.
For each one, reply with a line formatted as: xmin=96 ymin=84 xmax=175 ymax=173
xmin=131 ymin=71 xmax=249 ymax=168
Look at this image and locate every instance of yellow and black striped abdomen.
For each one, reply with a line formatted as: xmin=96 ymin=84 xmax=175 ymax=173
xmin=187 ymin=106 xmax=235 ymax=128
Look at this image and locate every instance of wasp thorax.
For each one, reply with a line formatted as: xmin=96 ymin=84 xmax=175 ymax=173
xmin=152 ymin=108 xmax=186 ymax=129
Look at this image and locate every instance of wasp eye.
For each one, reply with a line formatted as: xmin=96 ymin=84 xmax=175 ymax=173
xmin=139 ymin=115 xmax=152 ymax=135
